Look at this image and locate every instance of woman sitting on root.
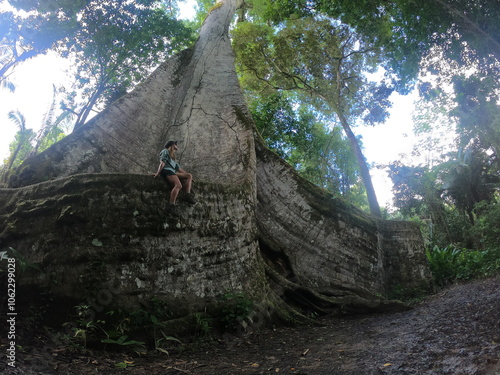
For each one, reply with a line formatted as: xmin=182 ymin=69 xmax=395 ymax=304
xmin=154 ymin=140 xmax=195 ymax=205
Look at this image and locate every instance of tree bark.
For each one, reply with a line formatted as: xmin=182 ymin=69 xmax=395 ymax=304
xmin=1 ymin=0 xmax=431 ymax=326
xmin=337 ymin=111 xmax=382 ymax=217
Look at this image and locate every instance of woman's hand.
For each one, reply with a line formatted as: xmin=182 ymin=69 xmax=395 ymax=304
xmin=154 ymin=162 xmax=165 ymax=178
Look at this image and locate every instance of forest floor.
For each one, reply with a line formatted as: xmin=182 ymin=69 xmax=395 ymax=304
xmin=1 ymin=276 xmax=499 ymax=375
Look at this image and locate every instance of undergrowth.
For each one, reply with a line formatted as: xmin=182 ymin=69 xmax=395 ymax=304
xmin=426 ymin=245 xmax=500 ymax=286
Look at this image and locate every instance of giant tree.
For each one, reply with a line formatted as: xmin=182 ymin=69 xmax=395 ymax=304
xmin=0 ymin=0 xmax=431 ymax=327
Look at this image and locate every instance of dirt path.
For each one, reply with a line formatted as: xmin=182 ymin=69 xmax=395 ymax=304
xmin=2 ymin=276 xmax=499 ymax=375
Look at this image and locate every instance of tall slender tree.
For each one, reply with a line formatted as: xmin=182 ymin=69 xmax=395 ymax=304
xmin=233 ymin=18 xmax=390 ymax=216
xmin=250 ymin=93 xmax=362 ymax=201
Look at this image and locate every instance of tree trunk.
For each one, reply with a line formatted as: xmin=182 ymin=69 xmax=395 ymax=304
xmin=337 ymin=111 xmax=382 ymax=217
xmin=73 ymin=82 xmax=105 ymax=130
xmin=1 ymin=0 xmax=431 ymax=327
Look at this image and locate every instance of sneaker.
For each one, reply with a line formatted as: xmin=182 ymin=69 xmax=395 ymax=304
xmin=166 ymin=202 xmax=180 ymax=215
xmin=182 ymin=192 xmax=197 ymax=205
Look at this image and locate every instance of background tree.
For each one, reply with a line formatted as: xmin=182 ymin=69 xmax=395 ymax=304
xmin=451 ymin=73 xmax=500 ymax=155
xmin=440 ymin=145 xmax=500 ymax=225
xmin=2 ymin=110 xmax=34 ymax=181
xmin=232 ymin=17 xmax=392 ymax=216
xmin=1 ymin=0 xmax=194 ymax=129
xmin=58 ymin=0 xmax=193 ymax=128
xmin=1 ymin=87 xmax=73 ymax=182
xmin=0 ymin=43 xmax=16 ymax=91
xmin=387 ymin=162 xmax=447 ymax=240
xmin=250 ymin=93 xmax=364 ymax=203
xmin=30 ymin=85 xmax=73 ymax=155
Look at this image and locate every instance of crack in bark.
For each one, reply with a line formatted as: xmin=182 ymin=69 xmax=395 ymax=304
xmin=190 ymin=105 xmax=247 ymax=168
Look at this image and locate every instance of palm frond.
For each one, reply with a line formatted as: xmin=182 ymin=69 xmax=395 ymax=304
xmin=7 ymin=110 xmax=26 ymax=132
xmin=0 ymin=45 xmax=14 ymax=66
xmin=0 ymin=78 xmax=15 ymax=92
xmin=32 ymin=85 xmax=58 ymax=155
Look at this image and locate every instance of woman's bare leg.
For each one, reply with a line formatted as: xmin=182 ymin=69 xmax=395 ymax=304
xmin=176 ymin=172 xmax=192 ymax=193
xmin=166 ymin=175 xmax=182 ymax=204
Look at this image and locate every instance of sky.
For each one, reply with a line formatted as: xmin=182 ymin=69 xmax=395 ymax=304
xmin=0 ymin=0 xmax=419 ymax=207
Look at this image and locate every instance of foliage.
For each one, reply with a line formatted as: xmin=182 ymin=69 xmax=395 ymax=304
xmin=1 ymin=88 xmax=72 ymax=182
xmin=114 ymin=361 xmax=136 ymax=369
xmin=426 ymin=245 xmax=500 ymax=286
xmin=63 ymin=304 xmax=108 ymax=350
xmin=101 ymin=334 xmax=146 ymax=348
xmin=56 ymin=0 xmax=194 ymax=128
xmin=148 ymin=313 xmax=184 ymax=354
xmin=253 ymin=0 xmax=500 ymax=91
xmin=193 ymin=312 xmax=213 ymax=337
xmin=0 ymin=43 xmax=16 ymax=91
xmin=2 ymin=110 xmax=34 ymax=179
xmin=387 ymin=162 xmax=439 ymax=218
xmin=232 ymin=18 xmax=391 ymax=124
xmin=451 ymin=73 xmax=500 ymax=154
xmin=218 ymin=292 xmax=254 ymax=331
xmin=250 ymin=93 xmax=363 ymax=202
xmin=439 ymin=145 xmax=499 ymax=224
xmin=61 ymin=297 xmax=186 ymax=353
xmin=0 ymin=4 xmax=74 ymax=80
xmin=471 ymin=196 xmax=500 ymax=251
xmin=0 ymin=247 xmax=41 ymax=276
xmin=388 ymin=133 xmax=500 ymax=251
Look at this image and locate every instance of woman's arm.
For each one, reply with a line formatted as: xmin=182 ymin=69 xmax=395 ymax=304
xmin=154 ymin=161 xmax=166 ymax=177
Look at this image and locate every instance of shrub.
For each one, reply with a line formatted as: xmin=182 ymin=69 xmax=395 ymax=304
xmin=426 ymin=245 xmax=500 ymax=286
xmin=218 ymin=292 xmax=254 ymax=331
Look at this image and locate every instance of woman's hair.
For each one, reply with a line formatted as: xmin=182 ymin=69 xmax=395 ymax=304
xmin=164 ymin=140 xmax=177 ymax=148
xmin=165 ymin=140 xmax=177 ymax=159
xmin=168 ymin=148 xmax=176 ymax=160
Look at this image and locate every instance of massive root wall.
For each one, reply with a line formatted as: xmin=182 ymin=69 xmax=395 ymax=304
xmin=0 ymin=174 xmax=267 ymax=319
xmin=0 ymin=142 xmax=432 ymax=321
xmin=255 ymin=138 xmax=431 ymax=313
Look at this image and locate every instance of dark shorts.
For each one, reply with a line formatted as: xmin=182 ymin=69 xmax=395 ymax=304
xmin=160 ymin=169 xmax=176 ymax=177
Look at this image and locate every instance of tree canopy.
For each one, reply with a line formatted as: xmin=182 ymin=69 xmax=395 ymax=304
xmin=256 ymin=0 xmax=500 ymax=90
